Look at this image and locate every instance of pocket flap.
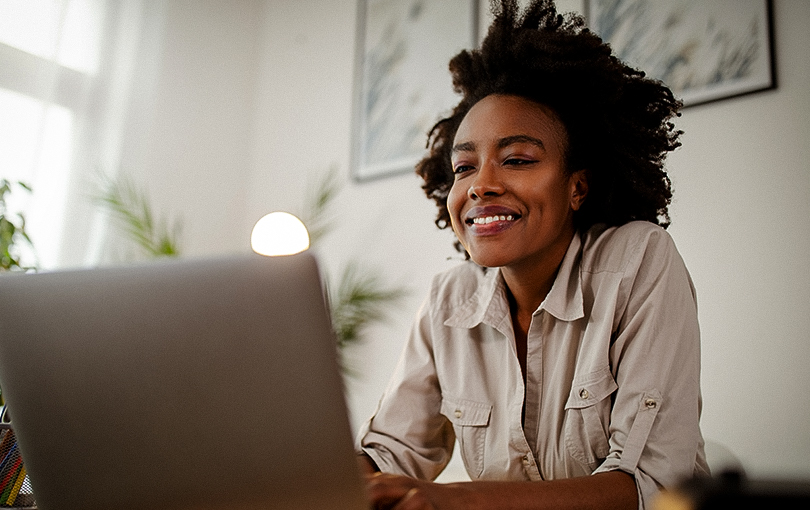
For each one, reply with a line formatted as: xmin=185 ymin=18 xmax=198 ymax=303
xmin=565 ymin=367 xmax=618 ymax=409
xmin=441 ymin=397 xmax=492 ymax=426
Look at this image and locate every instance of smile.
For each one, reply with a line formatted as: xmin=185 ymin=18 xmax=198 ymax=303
xmin=463 ymin=206 xmax=522 ymax=233
xmin=469 ymin=215 xmax=517 ymax=225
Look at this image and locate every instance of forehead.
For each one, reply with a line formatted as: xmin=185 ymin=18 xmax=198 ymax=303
xmin=453 ymin=94 xmax=568 ymax=149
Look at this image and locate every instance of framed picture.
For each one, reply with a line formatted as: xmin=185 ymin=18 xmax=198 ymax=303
xmin=585 ymin=0 xmax=776 ymax=107
xmin=351 ymin=0 xmax=480 ymax=182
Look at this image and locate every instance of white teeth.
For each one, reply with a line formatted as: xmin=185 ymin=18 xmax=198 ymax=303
xmin=472 ymin=215 xmax=515 ymax=225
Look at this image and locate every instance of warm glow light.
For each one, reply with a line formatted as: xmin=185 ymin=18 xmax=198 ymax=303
xmin=251 ymin=212 xmax=310 ymax=256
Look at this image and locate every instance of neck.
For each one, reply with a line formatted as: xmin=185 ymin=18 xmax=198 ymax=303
xmin=501 ymin=230 xmax=574 ymax=318
xmin=503 ymin=243 xmax=567 ymax=385
xmin=503 ymin=267 xmax=557 ymax=319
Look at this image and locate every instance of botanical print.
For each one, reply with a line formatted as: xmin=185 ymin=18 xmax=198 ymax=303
xmin=588 ymin=0 xmax=773 ymax=106
xmin=354 ymin=0 xmax=475 ymax=180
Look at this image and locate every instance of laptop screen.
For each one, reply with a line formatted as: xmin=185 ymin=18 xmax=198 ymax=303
xmin=0 ymin=253 xmax=368 ymax=510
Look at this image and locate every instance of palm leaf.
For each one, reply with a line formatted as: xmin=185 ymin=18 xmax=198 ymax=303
xmin=299 ymin=170 xmax=408 ymax=352
xmin=328 ymin=261 xmax=406 ymax=350
xmin=301 ymin=166 xmax=341 ymax=246
xmin=94 ymin=174 xmax=182 ymax=258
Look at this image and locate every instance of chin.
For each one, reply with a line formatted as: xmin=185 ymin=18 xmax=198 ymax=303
xmin=467 ymin=252 xmax=511 ymax=269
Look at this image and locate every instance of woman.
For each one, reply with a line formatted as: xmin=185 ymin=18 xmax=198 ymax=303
xmin=357 ymin=1 xmax=709 ymax=509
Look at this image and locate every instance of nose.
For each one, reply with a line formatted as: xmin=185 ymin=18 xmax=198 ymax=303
xmin=468 ymin=161 xmax=504 ymax=199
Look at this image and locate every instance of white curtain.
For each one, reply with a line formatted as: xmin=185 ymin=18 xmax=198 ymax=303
xmin=0 ymin=0 xmax=167 ymax=269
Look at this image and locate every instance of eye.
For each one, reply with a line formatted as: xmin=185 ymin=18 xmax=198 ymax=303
xmin=504 ymin=157 xmax=536 ymax=166
xmin=452 ymin=164 xmax=474 ymax=175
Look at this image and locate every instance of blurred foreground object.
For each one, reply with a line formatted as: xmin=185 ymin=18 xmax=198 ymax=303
xmin=655 ymin=470 xmax=810 ymax=509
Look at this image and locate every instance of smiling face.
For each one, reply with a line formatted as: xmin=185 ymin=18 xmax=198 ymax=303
xmin=447 ymin=94 xmax=588 ymax=272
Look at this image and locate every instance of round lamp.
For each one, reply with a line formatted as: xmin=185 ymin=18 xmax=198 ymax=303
xmin=250 ymin=212 xmax=310 ymax=256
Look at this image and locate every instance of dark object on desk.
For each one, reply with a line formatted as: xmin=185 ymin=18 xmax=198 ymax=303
xmin=655 ymin=470 xmax=810 ymax=509
xmin=0 ymin=253 xmax=368 ymax=510
xmin=0 ymin=427 xmax=35 ymax=508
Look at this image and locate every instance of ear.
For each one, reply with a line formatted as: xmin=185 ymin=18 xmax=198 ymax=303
xmin=569 ymin=169 xmax=589 ymax=211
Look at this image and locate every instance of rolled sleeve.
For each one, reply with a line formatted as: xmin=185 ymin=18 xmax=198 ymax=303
xmin=357 ymin=296 xmax=455 ymax=480
xmin=592 ymin=226 xmax=708 ymax=509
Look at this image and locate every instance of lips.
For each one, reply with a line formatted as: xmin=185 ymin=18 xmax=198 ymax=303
xmin=464 ymin=205 xmax=521 ymax=234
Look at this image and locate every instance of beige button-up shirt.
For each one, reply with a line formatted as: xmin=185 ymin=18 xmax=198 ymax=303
xmin=358 ymin=221 xmax=709 ymax=509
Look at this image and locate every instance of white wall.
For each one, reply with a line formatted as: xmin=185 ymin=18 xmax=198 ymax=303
xmin=665 ymin=0 xmax=810 ymax=478
xmin=105 ymin=0 xmax=262 ymax=263
xmin=132 ymin=0 xmax=810 ymax=481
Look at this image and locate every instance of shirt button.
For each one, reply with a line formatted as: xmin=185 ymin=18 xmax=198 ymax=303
xmin=644 ymin=398 xmax=657 ymax=409
xmin=579 ymin=388 xmax=589 ymax=400
xmin=454 ymin=409 xmax=463 ymax=418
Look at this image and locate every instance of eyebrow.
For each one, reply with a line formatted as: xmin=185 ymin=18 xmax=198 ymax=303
xmin=497 ymin=135 xmax=545 ymax=150
xmin=451 ymin=134 xmax=545 ymax=154
xmin=451 ymin=141 xmax=476 ymax=154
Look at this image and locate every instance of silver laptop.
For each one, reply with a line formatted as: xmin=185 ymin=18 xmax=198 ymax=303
xmin=0 ymin=252 xmax=369 ymax=510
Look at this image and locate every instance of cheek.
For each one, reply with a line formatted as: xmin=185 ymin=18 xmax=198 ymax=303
xmin=446 ymin=182 xmax=466 ymax=233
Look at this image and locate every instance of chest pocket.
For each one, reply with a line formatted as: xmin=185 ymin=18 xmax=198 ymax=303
xmin=563 ymin=368 xmax=617 ymax=470
xmin=441 ymin=397 xmax=491 ymax=479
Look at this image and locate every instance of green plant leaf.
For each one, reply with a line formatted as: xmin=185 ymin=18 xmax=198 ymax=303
xmin=94 ymin=174 xmax=182 ymax=258
xmin=0 ymin=179 xmax=35 ymax=272
xmin=328 ymin=261 xmax=407 ymax=350
xmin=299 ymin=169 xmax=409 ymax=359
xmin=301 ymin=166 xmax=341 ymax=246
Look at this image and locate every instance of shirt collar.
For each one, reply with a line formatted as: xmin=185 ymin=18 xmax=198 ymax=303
xmin=444 ymin=232 xmax=585 ymax=329
xmin=540 ymin=231 xmax=584 ymax=322
xmin=443 ymin=266 xmax=511 ymax=332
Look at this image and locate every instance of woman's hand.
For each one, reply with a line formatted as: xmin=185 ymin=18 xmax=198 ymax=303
xmin=364 ymin=472 xmax=461 ymax=510
xmin=362 ymin=470 xmax=638 ymax=510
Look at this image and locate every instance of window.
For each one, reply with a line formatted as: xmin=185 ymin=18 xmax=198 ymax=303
xmin=0 ymin=0 xmax=106 ymax=268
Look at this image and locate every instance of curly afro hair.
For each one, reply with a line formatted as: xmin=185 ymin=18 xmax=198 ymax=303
xmin=416 ymin=0 xmax=682 ymax=240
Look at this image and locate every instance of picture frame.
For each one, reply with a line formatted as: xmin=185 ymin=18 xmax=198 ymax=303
xmin=351 ymin=0 xmax=480 ymax=182
xmin=585 ymin=0 xmax=776 ymax=108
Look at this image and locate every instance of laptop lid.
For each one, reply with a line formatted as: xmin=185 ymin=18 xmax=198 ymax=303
xmin=0 ymin=252 xmax=368 ymax=510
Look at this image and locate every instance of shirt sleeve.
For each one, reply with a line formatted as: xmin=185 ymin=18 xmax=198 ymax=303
xmin=356 ymin=292 xmax=455 ymax=480
xmin=592 ymin=226 xmax=710 ymax=509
